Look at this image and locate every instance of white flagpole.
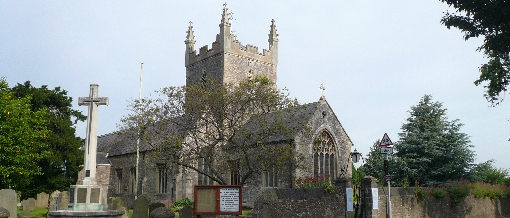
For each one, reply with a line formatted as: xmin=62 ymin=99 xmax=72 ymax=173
xmin=135 ymin=62 xmax=143 ymax=198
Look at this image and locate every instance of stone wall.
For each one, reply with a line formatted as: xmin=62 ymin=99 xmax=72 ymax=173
xmin=248 ymin=180 xmax=510 ymax=218
xmin=108 ymin=152 xmax=179 ymax=208
xmin=376 ymin=187 xmax=510 ymax=218
xmin=248 ymin=180 xmax=349 ymax=218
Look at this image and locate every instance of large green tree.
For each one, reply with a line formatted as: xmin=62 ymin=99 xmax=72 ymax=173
xmin=120 ymin=77 xmax=305 ymax=185
xmin=10 ymin=81 xmax=86 ymax=198
xmin=394 ymin=95 xmax=474 ymax=186
xmin=439 ymin=0 xmax=510 ymax=105
xmin=0 ymin=79 xmax=50 ymax=191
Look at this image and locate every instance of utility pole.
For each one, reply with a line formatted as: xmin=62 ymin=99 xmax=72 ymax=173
xmin=135 ymin=62 xmax=143 ymax=198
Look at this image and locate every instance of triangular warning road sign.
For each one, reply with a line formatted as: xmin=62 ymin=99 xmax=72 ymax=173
xmin=379 ymin=133 xmax=393 ymax=146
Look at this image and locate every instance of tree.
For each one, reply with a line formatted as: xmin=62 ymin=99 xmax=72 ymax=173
xmin=120 ymin=77 xmax=304 ymax=185
xmin=469 ymin=159 xmax=509 ymax=185
xmin=363 ymin=140 xmax=385 ymax=183
xmin=439 ymin=0 xmax=510 ymax=105
xmin=0 ymin=79 xmax=51 ymax=191
xmin=10 ymin=81 xmax=86 ymax=198
xmin=394 ymin=95 xmax=474 ymax=186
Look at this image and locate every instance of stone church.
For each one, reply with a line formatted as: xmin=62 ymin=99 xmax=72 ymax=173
xmin=95 ymin=5 xmax=353 ymax=207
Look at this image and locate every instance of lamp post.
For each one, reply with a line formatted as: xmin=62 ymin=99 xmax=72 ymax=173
xmin=351 ymin=149 xmax=361 ymax=163
xmin=350 ymin=148 xmax=362 ymax=218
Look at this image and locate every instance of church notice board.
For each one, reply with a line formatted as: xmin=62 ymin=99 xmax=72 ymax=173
xmin=193 ymin=185 xmax=242 ymax=216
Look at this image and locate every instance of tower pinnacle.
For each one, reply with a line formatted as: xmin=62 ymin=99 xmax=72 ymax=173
xmin=220 ymin=3 xmax=232 ymax=27
xmin=185 ymin=21 xmax=196 ymax=51
xmin=268 ymin=19 xmax=278 ymax=47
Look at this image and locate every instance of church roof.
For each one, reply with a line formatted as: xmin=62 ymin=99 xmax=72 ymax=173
xmin=237 ymin=101 xmax=319 ymax=144
xmin=98 ymin=98 xmax=351 ymax=157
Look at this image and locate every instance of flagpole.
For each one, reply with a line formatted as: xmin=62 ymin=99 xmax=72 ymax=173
xmin=135 ymin=62 xmax=143 ymax=198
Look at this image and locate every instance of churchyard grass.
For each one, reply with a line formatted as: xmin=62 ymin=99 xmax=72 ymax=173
xmin=17 ymin=206 xmax=48 ymax=217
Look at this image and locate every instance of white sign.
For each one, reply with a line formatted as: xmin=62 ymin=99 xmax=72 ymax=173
xmin=219 ymin=188 xmax=240 ymax=212
xmin=380 ymin=147 xmax=393 ymax=154
xmin=346 ymin=188 xmax=354 ymax=211
xmin=372 ymin=188 xmax=378 ymax=209
xmin=379 ymin=133 xmax=393 ymax=146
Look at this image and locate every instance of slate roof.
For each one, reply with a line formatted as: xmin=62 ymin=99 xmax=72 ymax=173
xmin=98 ymin=100 xmax=325 ymax=156
xmin=237 ymin=101 xmax=319 ymax=144
xmin=96 ymin=152 xmax=110 ymax=165
xmin=98 ymin=118 xmax=187 ymax=157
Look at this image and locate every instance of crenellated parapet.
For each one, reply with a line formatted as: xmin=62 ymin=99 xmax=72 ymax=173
xmin=185 ymin=4 xmax=279 ymax=87
xmin=185 ymin=26 xmax=278 ymax=67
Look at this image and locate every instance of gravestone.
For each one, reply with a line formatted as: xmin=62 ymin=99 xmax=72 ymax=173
xmin=48 ymin=190 xmax=61 ymax=211
xmin=22 ymin=198 xmax=36 ymax=211
xmin=149 ymin=207 xmax=174 ymax=218
xmin=149 ymin=202 xmax=165 ymax=214
xmin=132 ymin=196 xmax=149 ymax=218
xmin=0 ymin=189 xmax=16 ymax=218
xmin=179 ymin=206 xmax=194 ymax=218
xmin=35 ymin=192 xmax=49 ymax=207
xmin=108 ymin=197 xmax=129 ymax=218
xmin=59 ymin=191 xmax=69 ymax=210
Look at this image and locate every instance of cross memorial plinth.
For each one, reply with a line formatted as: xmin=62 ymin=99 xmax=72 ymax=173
xmin=78 ymin=84 xmax=109 ymax=185
xmin=68 ymin=84 xmax=109 ymax=211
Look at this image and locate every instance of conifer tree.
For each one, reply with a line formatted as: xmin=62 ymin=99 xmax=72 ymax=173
xmin=394 ymin=95 xmax=474 ymax=186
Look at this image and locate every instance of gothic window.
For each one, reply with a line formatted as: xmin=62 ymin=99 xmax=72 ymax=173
xmin=156 ymin=164 xmax=168 ymax=193
xmin=229 ymin=160 xmax=240 ymax=185
xmin=198 ymin=158 xmax=214 ymax=185
xmin=115 ymin=169 xmax=123 ymax=194
xmin=313 ymin=130 xmax=336 ymax=179
xmin=129 ymin=168 xmax=136 ymax=194
xmin=262 ymin=166 xmax=278 ymax=187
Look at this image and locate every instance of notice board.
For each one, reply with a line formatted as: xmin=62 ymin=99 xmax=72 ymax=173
xmin=194 ymin=185 xmax=242 ymax=216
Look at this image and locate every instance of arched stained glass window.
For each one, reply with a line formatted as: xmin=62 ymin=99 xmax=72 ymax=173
xmin=313 ymin=130 xmax=336 ymax=179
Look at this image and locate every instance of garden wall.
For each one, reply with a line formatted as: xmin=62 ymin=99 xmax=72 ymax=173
xmin=248 ymin=177 xmax=510 ymax=218
xmin=377 ymin=187 xmax=510 ymax=218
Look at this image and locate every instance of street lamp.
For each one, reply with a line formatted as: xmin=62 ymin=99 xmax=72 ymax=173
xmin=351 ymin=148 xmax=361 ymax=163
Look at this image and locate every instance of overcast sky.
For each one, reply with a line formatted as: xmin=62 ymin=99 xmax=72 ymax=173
xmin=2 ymin=1 xmax=509 ymax=170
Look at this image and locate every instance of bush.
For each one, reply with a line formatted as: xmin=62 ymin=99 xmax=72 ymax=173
xmin=430 ymin=188 xmax=447 ymax=199
xmin=295 ymin=175 xmax=335 ymax=193
xmin=414 ymin=186 xmax=428 ymax=202
xmin=472 ymin=182 xmax=509 ymax=199
xmin=171 ymin=198 xmax=193 ymax=211
xmin=448 ymin=181 xmax=470 ymax=206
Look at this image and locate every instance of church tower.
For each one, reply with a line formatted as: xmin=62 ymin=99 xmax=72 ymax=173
xmin=185 ymin=4 xmax=278 ymax=87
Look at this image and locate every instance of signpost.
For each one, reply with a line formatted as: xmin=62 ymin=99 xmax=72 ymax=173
xmin=379 ymin=133 xmax=393 ymax=218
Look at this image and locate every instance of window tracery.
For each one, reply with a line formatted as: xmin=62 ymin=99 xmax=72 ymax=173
xmin=313 ymin=130 xmax=336 ymax=179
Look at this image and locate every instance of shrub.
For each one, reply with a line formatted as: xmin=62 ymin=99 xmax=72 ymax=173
xmin=448 ymin=181 xmax=470 ymax=206
xmin=295 ymin=175 xmax=335 ymax=193
xmin=171 ymin=197 xmax=194 ymax=211
xmin=430 ymin=188 xmax=447 ymax=199
xmin=472 ymin=182 xmax=509 ymax=199
xmin=414 ymin=186 xmax=428 ymax=202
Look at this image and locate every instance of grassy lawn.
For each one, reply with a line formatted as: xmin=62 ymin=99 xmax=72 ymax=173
xmin=17 ymin=206 xmax=48 ymax=217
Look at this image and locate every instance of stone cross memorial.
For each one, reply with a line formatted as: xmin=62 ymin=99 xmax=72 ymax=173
xmin=78 ymin=84 xmax=109 ymax=185
xmin=48 ymin=84 xmax=124 ymax=217
xmin=70 ymin=84 xmax=109 ymax=211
